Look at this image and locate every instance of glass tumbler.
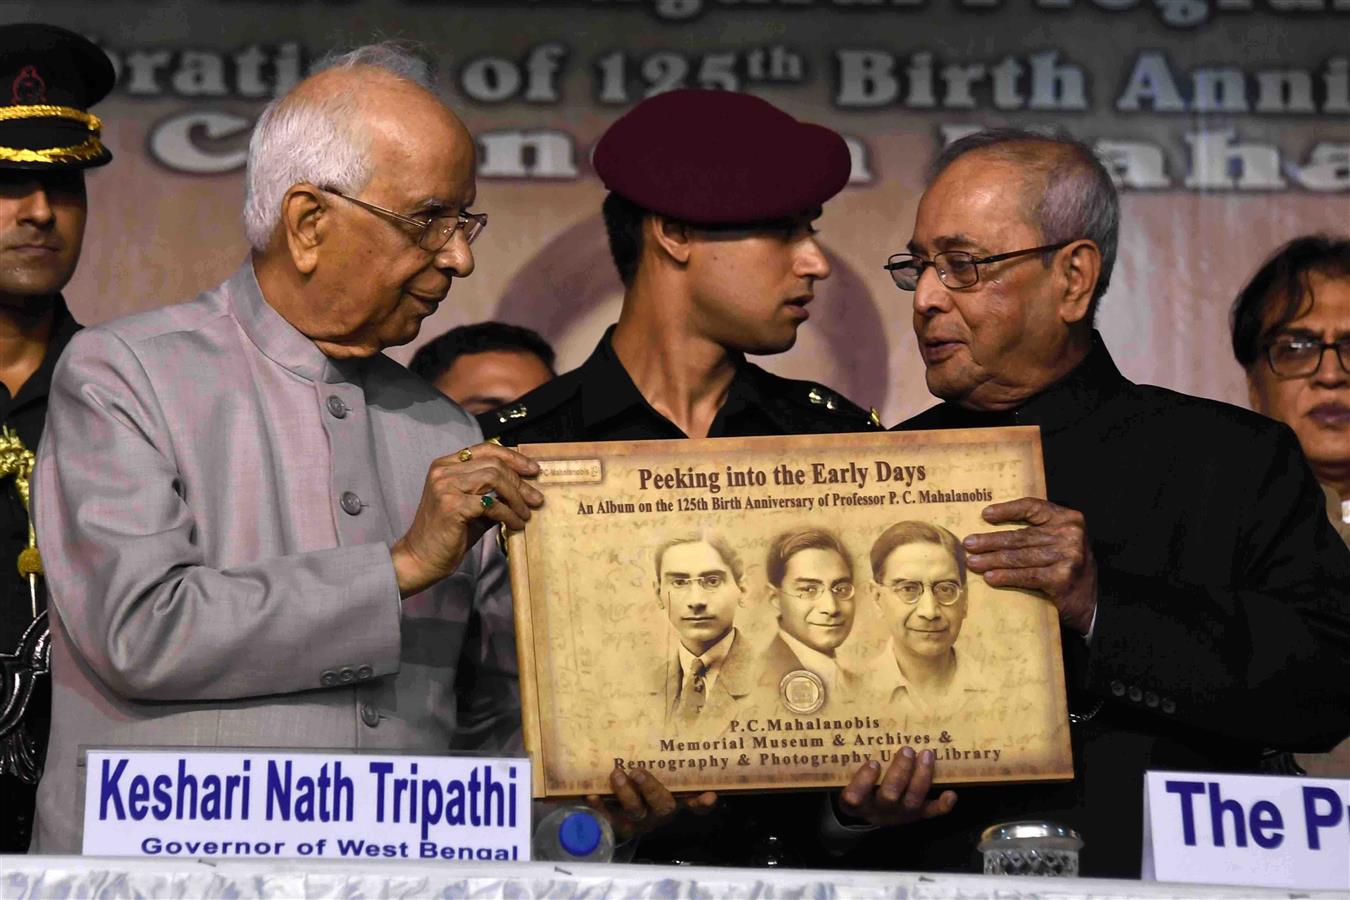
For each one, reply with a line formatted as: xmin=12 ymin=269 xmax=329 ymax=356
xmin=978 ymin=821 xmax=1084 ymax=876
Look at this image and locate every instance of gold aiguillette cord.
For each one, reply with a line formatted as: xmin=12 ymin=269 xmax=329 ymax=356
xmin=0 ymin=426 xmax=41 ymax=617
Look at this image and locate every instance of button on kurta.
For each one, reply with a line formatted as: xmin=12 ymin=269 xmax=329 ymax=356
xmin=340 ymin=492 xmax=363 ymax=515
xmin=326 ymin=395 xmax=348 ymax=419
xmin=356 ymin=665 xmax=373 ymax=680
xmin=1128 ymin=686 xmax=1143 ymax=703
xmin=361 ymin=703 xmax=380 ymax=727
xmin=320 ymin=670 xmax=337 ymax=687
xmin=1110 ymin=680 xmax=1125 ymax=697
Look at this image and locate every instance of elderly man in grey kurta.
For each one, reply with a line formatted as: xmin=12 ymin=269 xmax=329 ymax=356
xmin=28 ymin=46 xmax=543 ymax=853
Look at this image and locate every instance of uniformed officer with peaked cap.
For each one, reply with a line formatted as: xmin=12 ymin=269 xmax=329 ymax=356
xmin=0 ymin=22 xmax=114 ymax=851
xmin=477 ymin=89 xmax=937 ymax=866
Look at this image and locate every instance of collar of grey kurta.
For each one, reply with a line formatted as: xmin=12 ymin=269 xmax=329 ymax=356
xmin=227 ymin=260 xmax=367 ymax=386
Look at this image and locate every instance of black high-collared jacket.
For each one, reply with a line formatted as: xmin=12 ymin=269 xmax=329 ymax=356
xmin=848 ymin=334 xmax=1350 ymax=878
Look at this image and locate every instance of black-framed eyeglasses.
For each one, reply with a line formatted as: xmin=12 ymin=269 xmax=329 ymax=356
xmin=777 ymin=581 xmax=856 ymax=603
xmin=883 ymin=241 xmax=1072 ymax=291
xmin=1263 ymin=335 xmax=1350 ymax=378
xmin=884 ymin=580 xmax=964 ymax=606
xmin=320 ymin=187 xmax=487 ymax=251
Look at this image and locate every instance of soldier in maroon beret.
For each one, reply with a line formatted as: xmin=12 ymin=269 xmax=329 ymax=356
xmin=0 ymin=22 xmax=113 ymax=851
xmin=481 ymin=90 xmax=948 ymax=866
xmin=480 ymin=89 xmax=876 ymax=444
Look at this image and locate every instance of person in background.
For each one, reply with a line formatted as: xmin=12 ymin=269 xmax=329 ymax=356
xmin=409 ymin=320 xmax=555 ymax=415
xmin=0 ymin=22 xmax=114 ymax=852
xmin=1230 ymin=233 xmax=1350 ymax=775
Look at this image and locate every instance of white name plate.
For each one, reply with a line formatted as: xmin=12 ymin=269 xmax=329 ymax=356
xmin=1142 ymin=770 xmax=1349 ymax=891
xmin=82 ymin=748 xmax=531 ymax=862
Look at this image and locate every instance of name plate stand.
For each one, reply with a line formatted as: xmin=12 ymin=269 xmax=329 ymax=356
xmin=1142 ymin=770 xmax=1350 ymax=892
xmin=82 ymin=748 xmax=531 ymax=862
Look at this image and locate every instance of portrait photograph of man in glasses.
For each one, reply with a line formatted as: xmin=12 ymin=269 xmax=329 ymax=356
xmin=759 ymin=528 xmax=859 ymax=707
xmin=650 ymin=532 xmax=757 ymax=731
xmin=863 ymin=521 xmax=986 ymax=718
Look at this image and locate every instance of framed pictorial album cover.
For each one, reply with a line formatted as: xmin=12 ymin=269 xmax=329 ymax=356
xmin=506 ymin=427 xmax=1072 ymax=798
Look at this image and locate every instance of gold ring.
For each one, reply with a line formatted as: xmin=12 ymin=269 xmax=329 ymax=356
xmin=457 ymin=448 xmax=473 ymax=463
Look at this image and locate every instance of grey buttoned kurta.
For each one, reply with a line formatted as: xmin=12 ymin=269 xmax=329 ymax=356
xmin=29 ymin=262 xmax=520 ymax=853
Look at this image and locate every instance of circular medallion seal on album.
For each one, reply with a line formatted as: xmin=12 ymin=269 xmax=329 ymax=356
xmin=779 ymin=669 xmax=825 ymax=715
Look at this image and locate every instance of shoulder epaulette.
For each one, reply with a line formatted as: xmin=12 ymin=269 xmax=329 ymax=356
xmin=745 ymin=363 xmax=882 ymax=432
xmin=806 ymin=383 xmax=883 ymax=430
xmin=475 ymin=370 xmax=584 ymax=445
xmin=797 ymin=379 xmax=883 ymax=431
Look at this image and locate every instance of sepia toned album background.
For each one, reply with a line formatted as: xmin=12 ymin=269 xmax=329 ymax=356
xmin=508 ymin=428 xmax=1072 ymax=797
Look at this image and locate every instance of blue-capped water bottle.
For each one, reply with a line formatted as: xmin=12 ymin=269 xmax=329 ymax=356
xmin=532 ymin=804 xmax=616 ymax=863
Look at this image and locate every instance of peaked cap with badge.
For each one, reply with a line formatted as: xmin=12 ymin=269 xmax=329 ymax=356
xmin=592 ymin=88 xmax=852 ymax=224
xmin=0 ymin=23 xmax=115 ymax=171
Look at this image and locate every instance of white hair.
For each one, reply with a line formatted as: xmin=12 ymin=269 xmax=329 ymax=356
xmin=242 ymin=43 xmax=435 ymax=251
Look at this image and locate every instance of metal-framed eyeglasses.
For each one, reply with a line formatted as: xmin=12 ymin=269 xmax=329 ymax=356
xmin=883 ymin=241 xmax=1072 ymax=291
xmin=1262 ymin=335 xmax=1350 ymax=378
xmin=664 ymin=573 xmax=730 ymax=592
xmin=884 ymin=580 xmax=964 ymax=605
xmin=777 ymin=581 xmax=856 ymax=603
xmin=320 ymin=187 xmax=487 ymax=251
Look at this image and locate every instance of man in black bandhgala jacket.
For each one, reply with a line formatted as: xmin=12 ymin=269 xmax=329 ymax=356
xmin=848 ymin=128 xmax=1350 ymax=877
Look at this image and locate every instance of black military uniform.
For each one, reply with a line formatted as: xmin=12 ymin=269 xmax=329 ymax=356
xmin=0 ymin=299 xmax=79 ymax=847
xmin=840 ymin=333 xmax=1350 ymax=878
xmin=0 ymin=23 xmax=112 ymax=850
xmin=479 ymin=329 xmax=880 ymax=866
xmin=480 ymin=328 xmax=880 ymax=446
xmin=475 ymin=86 xmax=882 ymax=868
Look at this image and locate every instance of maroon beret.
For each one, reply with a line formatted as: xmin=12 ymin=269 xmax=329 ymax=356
xmin=593 ymin=89 xmax=851 ymax=225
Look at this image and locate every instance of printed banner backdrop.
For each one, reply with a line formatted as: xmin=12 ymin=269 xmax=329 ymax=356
xmin=11 ymin=0 xmax=1350 ymax=425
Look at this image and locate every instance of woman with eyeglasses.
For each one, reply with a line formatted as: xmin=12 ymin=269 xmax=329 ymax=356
xmin=1231 ymin=235 xmax=1350 ymax=546
xmin=1230 ymin=233 xmax=1350 ymax=777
